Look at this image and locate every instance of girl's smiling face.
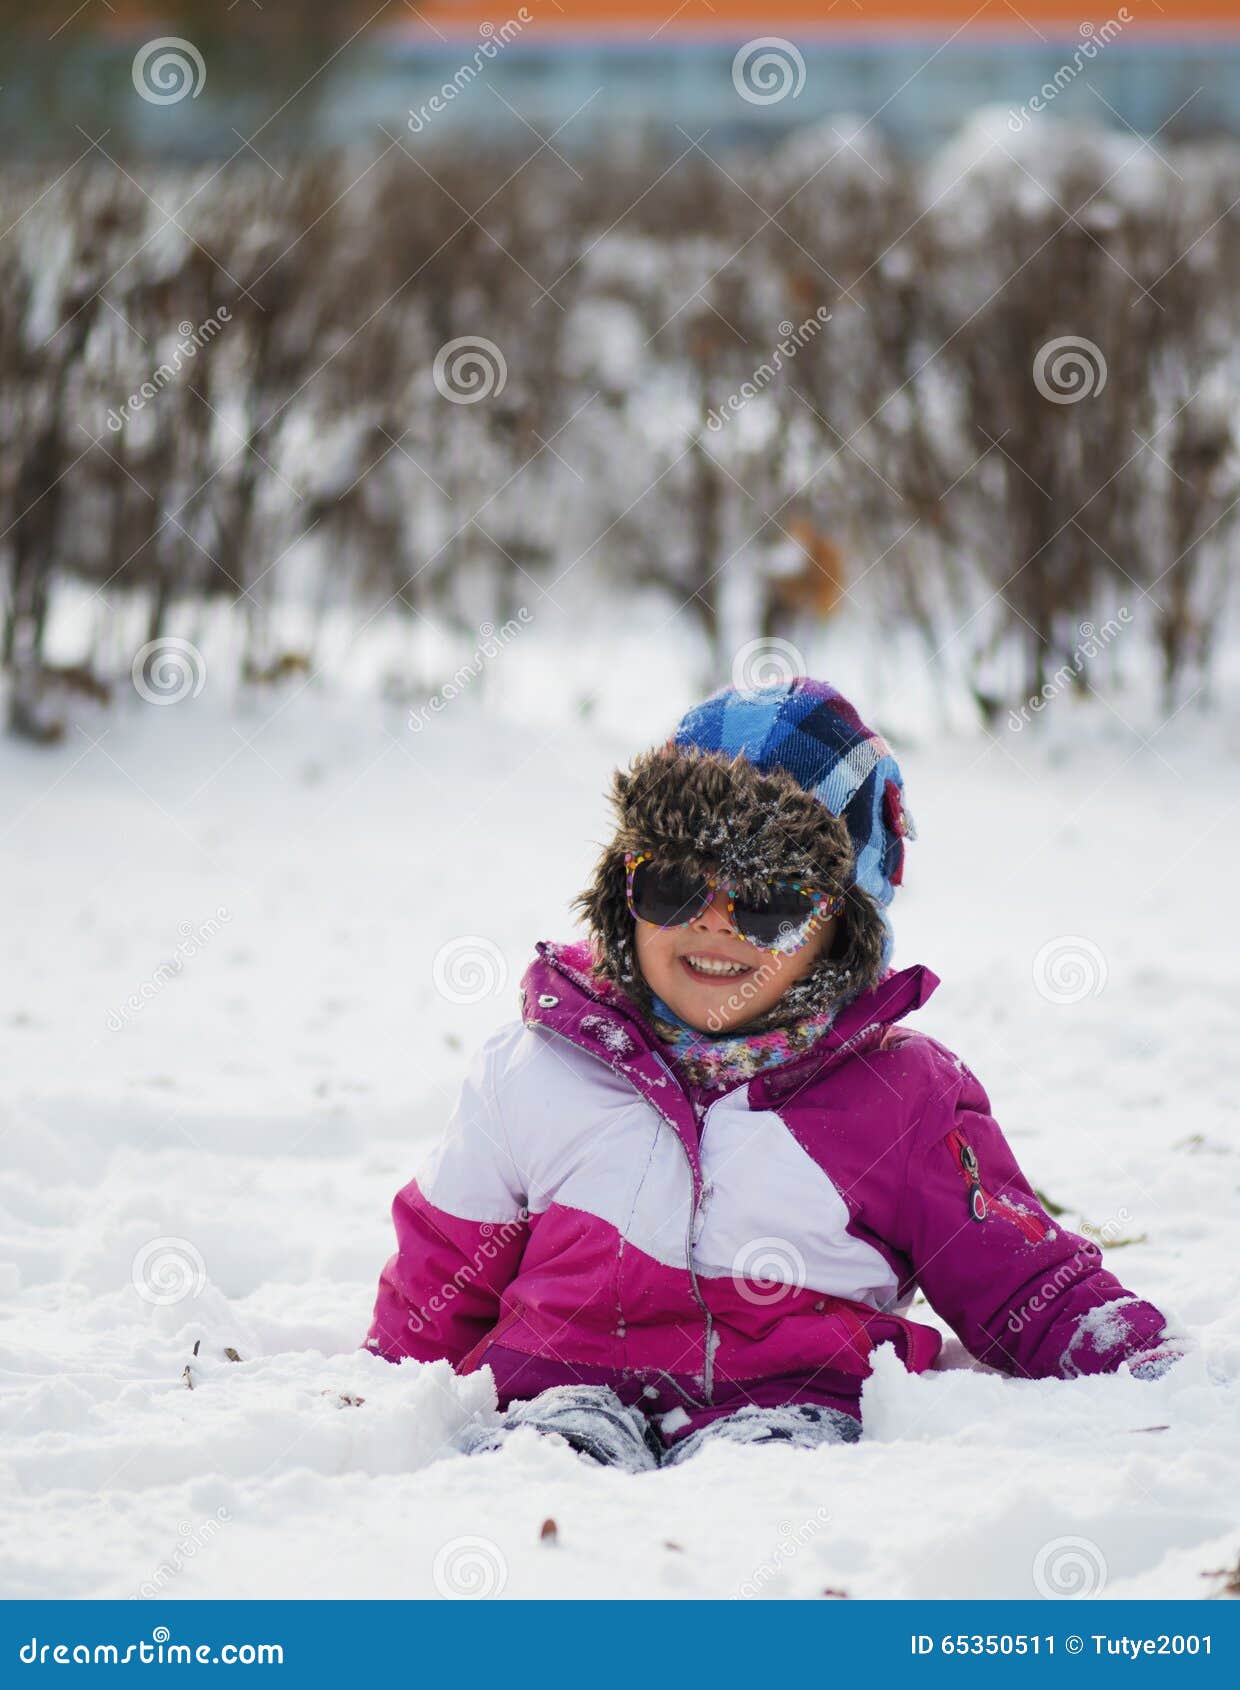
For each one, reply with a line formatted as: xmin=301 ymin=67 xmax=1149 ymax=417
xmin=633 ymin=885 xmax=836 ymax=1034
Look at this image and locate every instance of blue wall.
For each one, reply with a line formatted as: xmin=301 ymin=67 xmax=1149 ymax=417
xmin=3 ymin=35 xmax=1236 ymax=158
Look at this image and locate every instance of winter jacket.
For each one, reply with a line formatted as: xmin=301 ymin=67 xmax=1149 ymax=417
xmin=366 ymin=940 xmax=1171 ymax=1441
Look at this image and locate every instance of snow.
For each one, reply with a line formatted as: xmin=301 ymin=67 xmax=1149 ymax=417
xmin=1 ymin=662 xmax=1238 ymax=1601
xmin=579 ymin=1014 xmax=637 ymax=1059
xmin=922 ymin=105 xmax=1166 ymax=221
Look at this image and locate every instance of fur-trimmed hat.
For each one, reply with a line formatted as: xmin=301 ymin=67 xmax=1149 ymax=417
xmin=576 ymin=678 xmax=914 ymax=1032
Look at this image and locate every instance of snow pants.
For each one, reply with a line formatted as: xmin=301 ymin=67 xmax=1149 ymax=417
xmin=458 ymin=1384 xmax=861 ymax=1472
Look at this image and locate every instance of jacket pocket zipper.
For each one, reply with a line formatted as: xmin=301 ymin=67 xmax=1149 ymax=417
xmin=946 ymin=1129 xmax=1049 ymax=1243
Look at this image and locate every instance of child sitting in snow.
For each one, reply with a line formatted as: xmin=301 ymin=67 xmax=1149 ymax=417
xmin=366 ymin=678 xmax=1181 ymax=1469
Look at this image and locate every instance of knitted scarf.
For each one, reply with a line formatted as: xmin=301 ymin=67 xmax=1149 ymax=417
xmin=648 ymin=991 xmax=840 ymax=1093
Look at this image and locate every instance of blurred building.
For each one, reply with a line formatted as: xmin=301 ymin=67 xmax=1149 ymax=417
xmin=3 ymin=0 xmax=1238 ymax=157
xmin=376 ymin=0 xmax=1240 ymax=152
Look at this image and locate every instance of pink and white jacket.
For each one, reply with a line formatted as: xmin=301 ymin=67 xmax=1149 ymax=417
xmin=366 ymin=940 xmax=1171 ymax=1440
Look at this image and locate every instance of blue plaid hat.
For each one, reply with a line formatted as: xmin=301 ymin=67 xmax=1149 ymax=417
xmin=673 ymin=677 xmax=915 ymax=915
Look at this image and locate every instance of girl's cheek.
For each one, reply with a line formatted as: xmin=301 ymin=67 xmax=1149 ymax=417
xmin=634 ymin=924 xmax=670 ymax=979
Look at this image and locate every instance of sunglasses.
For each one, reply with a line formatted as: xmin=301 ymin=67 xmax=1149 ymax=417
xmin=624 ymin=851 xmax=843 ymax=956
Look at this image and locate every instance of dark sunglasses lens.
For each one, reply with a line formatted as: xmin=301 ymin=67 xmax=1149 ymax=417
xmin=734 ymin=885 xmax=817 ymax=948
xmin=631 ymin=863 xmax=709 ymax=927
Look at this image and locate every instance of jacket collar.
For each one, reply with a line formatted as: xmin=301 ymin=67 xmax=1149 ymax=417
xmin=521 ymin=938 xmax=938 ymax=1101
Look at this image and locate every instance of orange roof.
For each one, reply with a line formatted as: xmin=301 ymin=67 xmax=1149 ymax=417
xmin=400 ymin=0 xmax=1239 ymax=32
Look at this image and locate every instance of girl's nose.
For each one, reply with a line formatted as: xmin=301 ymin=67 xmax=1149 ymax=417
xmin=693 ymin=888 xmax=736 ymax=936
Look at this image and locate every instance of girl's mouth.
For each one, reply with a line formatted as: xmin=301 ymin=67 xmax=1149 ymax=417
xmin=678 ymin=952 xmax=757 ymax=983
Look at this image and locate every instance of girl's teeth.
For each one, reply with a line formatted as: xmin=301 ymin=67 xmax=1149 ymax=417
xmin=685 ymin=955 xmax=749 ymax=977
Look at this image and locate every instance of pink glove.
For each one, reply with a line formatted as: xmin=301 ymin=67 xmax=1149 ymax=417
xmin=1126 ymin=1345 xmax=1186 ymax=1381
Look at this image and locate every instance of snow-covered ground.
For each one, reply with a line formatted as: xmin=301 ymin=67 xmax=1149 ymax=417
xmin=1 ymin=657 xmax=1238 ymax=1601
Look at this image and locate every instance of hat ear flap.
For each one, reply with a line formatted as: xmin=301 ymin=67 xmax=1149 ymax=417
xmin=881 ymin=778 xmax=911 ymax=889
xmin=882 ymin=777 xmax=913 ymax=839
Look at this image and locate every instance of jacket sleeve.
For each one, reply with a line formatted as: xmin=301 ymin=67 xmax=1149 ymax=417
xmin=898 ymin=1049 xmax=1172 ymax=1379
xmin=365 ymin=1027 xmax=530 ymax=1367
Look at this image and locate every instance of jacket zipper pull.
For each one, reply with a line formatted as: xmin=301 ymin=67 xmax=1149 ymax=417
xmin=957 ymin=1139 xmax=987 ymax=1222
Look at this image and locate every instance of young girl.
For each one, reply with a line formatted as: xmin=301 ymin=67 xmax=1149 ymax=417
xmin=366 ymin=677 xmax=1180 ymax=1469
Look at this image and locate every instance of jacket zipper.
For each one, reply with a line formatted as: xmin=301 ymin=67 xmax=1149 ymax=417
xmin=534 ymin=1022 xmax=717 ymax=1403
xmin=652 ymin=1050 xmax=717 ymax=1401
xmin=946 ymin=1127 xmax=1049 ymax=1242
